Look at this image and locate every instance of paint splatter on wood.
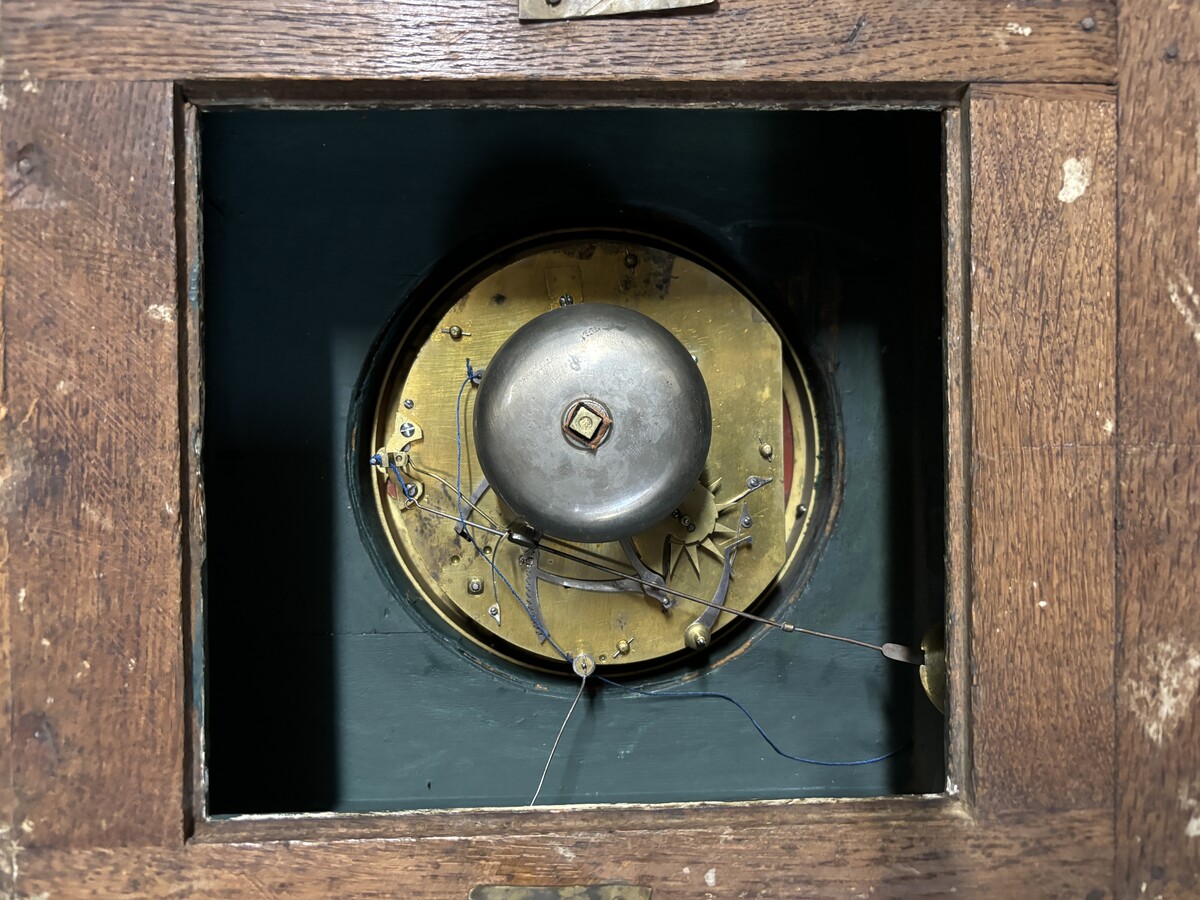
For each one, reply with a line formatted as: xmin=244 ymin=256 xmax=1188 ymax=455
xmin=147 ymin=303 xmax=175 ymax=323
xmin=1058 ymin=156 xmax=1093 ymax=203
xmin=1121 ymin=637 xmax=1200 ymax=745
xmin=1167 ymin=274 xmax=1200 ymax=346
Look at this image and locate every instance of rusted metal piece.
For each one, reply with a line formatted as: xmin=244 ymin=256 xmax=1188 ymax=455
xmin=562 ymin=398 xmax=613 ymax=450
xmin=519 ymin=0 xmax=713 ymax=22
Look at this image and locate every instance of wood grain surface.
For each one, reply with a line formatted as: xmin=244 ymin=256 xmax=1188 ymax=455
xmin=942 ymin=107 xmax=973 ymax=806
xmin=0 ymin=0 xmax=1114 ymax=85
xmin=0 ymin=4 xmax=1150 ymax=890
xmin=1116 ymin=0 xmax=1200 ymax=895
xmin=0 ymin=105 xmax=15 ymax=893
xmin=0 ymin=82 xmax=184 ymax=850
xmin=965 ymin=86 xmax=1117 ymax=815
xmin=1118 ymin=449 xmax=1200 ymax=898
xmin=14 ymin=802 xmax=1113 ymax=899
xmin=175 ymin=100 xmax=206 ymax=836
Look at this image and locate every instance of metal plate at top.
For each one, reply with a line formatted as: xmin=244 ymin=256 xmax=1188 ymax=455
xmin=519 ymin=0 xmax=714 ymax=21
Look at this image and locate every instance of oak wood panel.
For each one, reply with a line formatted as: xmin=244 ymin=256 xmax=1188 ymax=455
xmin=0 ymin=82 xmax=184 ymax=849
xmin=970 ymin=448 xmax=1114 ymax=812
xmin=1116 ymin=1 xmax=1200 ymax=895
xmin=1117 ymin=449 xmax=1200 ymax=898
xmin=1117 ymin=1 xmax=1200 ymax=448
xmin=0 ymin=0 xmax=1114 ymax=85
xmin=15 ymin=804 xmax=1113 ymax=899
xmin=965 ymin=87 xmax=1116 ymax=815
xmin=0 ymin=97 xmax=16 ymax=895
xmin=189 ymin=798 xmax=953 ymax=847
xmin=968 ymin=87 xmax=1117 ymax=450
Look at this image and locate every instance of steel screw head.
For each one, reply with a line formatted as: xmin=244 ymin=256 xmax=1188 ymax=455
xmin=741 ymin=515 xmax=754 ymax=529
xmin=572 ymin=654 xmax=597 ymax=678
xmin=403 ymin=399 xmax=414 ymax=409
xmin=558 ymin=294 xmax=574 ymax=307
xmin=467 ymin=577 xmax=484 ymax=595
xmin=400 ymin=422 xmax=416 ymax=438
xmin=747 ymin=476 xmax=761 ymax=489
xmin=1080 ymin=15 xmax=1096 ymax=31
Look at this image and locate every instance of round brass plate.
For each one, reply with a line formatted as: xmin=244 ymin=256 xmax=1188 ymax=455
xmin=367 ymin=237 xmax=823 ymax=672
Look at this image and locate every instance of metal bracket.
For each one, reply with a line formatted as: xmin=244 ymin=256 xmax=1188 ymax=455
xmin=519 ymin=0 xmax=713 ymax=22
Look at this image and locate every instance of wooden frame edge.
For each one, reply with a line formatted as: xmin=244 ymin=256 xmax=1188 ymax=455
xmin=15 ymin=803 xmax=1115 ymax=898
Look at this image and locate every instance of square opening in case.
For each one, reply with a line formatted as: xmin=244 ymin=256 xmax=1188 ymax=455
xmin=198 ymin=107 xmax=946 ymax=814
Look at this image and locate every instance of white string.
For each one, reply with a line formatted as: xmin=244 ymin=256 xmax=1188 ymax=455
xmin=529 ymin=675 xmax=588 ymax=806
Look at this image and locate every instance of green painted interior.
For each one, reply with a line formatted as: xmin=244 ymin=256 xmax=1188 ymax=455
xmin=200 ymin=108 xmax=945 ymax=814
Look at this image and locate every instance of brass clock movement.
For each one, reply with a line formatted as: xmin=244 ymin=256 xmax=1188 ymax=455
xmin=361 ymin=235 xmax=825 ymax=674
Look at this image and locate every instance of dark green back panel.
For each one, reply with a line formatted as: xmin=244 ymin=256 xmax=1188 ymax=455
xmin=201 ymin=108 xmax=945 ymax=813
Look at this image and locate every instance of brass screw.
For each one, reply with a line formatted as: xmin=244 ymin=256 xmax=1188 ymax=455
xmin=684 ymin=622 xmax=712 ymax=651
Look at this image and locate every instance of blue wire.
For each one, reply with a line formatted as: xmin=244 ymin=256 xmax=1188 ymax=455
xmin=460 ymin=528 xmax=573 ymax=663
xmin=448 ymin=361 xmax=572 ymax=662
xmin=454 ymin=362 xmax=474 ymax=529
xmin=596 ymin=675 xmax=906 ymax=767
